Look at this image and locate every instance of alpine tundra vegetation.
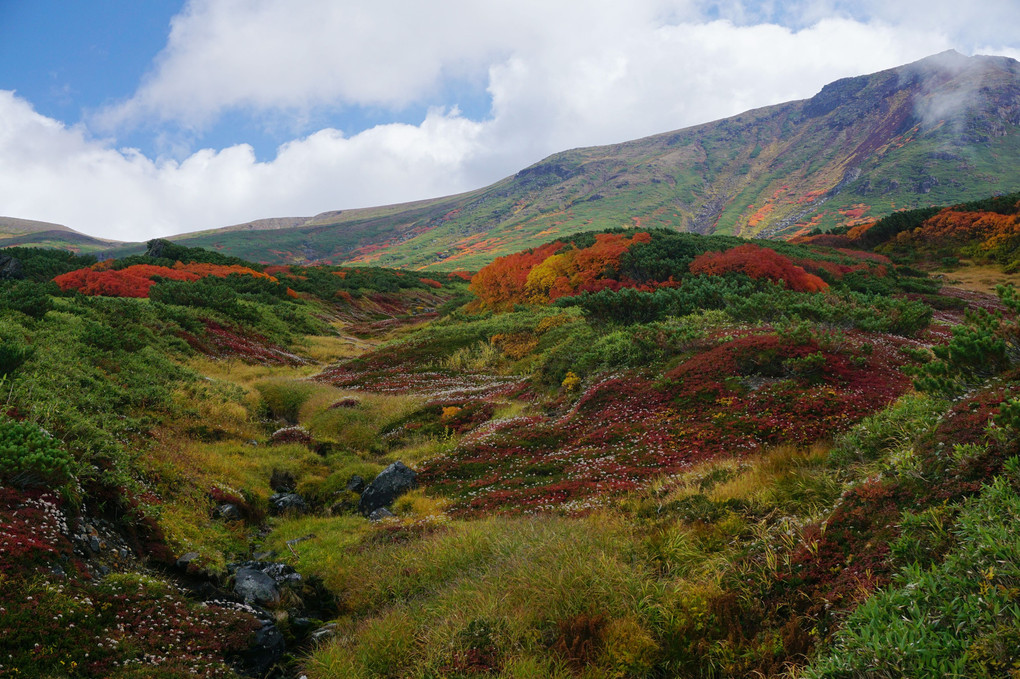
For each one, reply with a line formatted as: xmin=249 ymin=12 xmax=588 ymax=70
xmin=3 ymin=190 xmax=1020 ymax=677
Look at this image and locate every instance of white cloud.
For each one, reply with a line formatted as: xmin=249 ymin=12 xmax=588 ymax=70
xmin=0 ymin=91 xmax=484 ymax=240
xmin=3 ymin=0 xmax=1015 ymax=239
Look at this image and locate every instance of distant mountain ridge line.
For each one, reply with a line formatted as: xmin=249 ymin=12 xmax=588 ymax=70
xmin=4 ymin=51 xmax=1020 ymax=268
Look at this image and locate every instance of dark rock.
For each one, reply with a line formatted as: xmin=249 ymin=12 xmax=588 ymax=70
xmin=291 ymin=617 xmax=318 ymax=638
xmin=345 ymin=475 xmax=365 ymax=494
xmin=368 ymin=507 xmax=396 ymax=521
xmin=216 ymin=503 xmax=243 ymax=520
xmin=0 ymin=255 xmax=24 ymax=280
xmin=269 ymin=492 xmax=308 ymax=515
xmin=89 ymin=536 xmax=101 ymax=553
xmin=358 ymin=461 xmax=417 ymax=516
xmin=270 ymin=468 xmax=296 ymax=493
xmin=234 ymin=568 xmax=281 ymax=606
xmin=234 ymin=610 xmax=285 ymax=677
xmin=310 ymin=623 xmax=338 ymax=644
xmin=262 ymin=561 xmax=302 ymax=585
xmin=176 ymin=551 xmax=201 ymax=571
xmin=231 ymin=560 xmax=301 ymax=586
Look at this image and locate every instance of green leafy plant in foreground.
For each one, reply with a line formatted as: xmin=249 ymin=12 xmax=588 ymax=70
xmin=805 ymin=458 xmax=1020 ymax=678
xmin=0 ymin=418 xmax=73 ymax=487
xmin=911 ymin=284 xmax=1020 ymax=396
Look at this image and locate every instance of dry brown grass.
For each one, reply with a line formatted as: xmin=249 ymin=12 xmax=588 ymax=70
xmin=294 ymin=321 xmax=378 ymax=365
xmin=938 ymin=262 xmax=1020 ymax=295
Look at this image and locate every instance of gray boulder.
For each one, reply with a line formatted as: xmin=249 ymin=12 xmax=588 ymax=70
xmin=269 ymin=492 xmax=308 ymax=514
xmin=310 ymin=623 xmax=338 ymax=644
xmin=358 ymin=461 xmax=417 ymax=516
xmin=345 ymin=474 xmax=366 ymax=494
xmin=216 ymin=503 xmax=242 ymax=520
xmin=176 ymin=551 xmax=200 ymax=571
xmin=368 ymin=507 xmax=396 ymax=521
xmin=234 ymin=567 xmax=281 ymax=606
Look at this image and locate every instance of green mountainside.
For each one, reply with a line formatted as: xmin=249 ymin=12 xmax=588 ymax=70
xmin=8 ymin=52 xmax=1020 ymax=272
xmin=161 ymin=51 xmax=1020 ymax=269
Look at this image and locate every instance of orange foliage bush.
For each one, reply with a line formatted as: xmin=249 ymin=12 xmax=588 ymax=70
xmin=894 ymin=209 xmax=1020 ymax=251
xmin=470 ymin=232 xmax=651 ymax=309
xmin=54 ymin=262 xmax=276 ymax=298
xmin=173 ymin=262 xmax=276 ymax=281
xmin=690 ymin=244 xmax=828 ymax=293
xmin=54 ymin=265 xmax=199 ymax=297
xmin=469 ymin=241 xmax=567 ymax=309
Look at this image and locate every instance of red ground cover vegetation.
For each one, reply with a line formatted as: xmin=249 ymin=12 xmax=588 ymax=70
xmin=690 ymin=245 xmax=829 ymax=292
xmin=54 ymin=262 xmax=275 ymax=298
xmin=420 ymin=330 xmax=911 ymax=515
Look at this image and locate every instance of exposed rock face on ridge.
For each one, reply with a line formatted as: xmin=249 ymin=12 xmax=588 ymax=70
xmin=358 ymin=461 xmax=417 ymax=516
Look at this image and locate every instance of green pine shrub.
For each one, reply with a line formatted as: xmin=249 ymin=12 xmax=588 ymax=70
xmin=0 ymin=418 xmax=73 ymax=487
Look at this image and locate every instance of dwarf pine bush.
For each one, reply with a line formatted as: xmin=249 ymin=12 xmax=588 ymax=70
xmin=0 ymin=418 xmax=73 ymax=486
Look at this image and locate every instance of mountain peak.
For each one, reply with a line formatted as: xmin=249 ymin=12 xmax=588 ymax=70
xmin=13 ymin=52 xmax=1020 ymax=269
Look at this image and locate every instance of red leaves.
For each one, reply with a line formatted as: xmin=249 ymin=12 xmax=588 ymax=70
xmin=690 ymin=244 xmax=829 ymax=293
xmin=54 ymin=264 xmax=199 ymax=297
xmin=470 ymin=233 xmax=651 ymax=309
xmin=53 ymin=262 xmax=275 ymax=298
xmin=420 ymin=330 xmax=910 ymax=515
xmin=470 ymin=240 xmax=567 ymax=309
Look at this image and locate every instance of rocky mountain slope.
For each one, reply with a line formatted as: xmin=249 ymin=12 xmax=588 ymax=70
xmin=165 ymin=50 xmax=1020 ymax=270
xmin=7 ymin=51 xmax=1020 ymax=271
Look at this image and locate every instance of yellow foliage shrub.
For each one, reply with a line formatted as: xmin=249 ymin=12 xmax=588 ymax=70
xmin=490 ymin=332 xmax=539 ymax=360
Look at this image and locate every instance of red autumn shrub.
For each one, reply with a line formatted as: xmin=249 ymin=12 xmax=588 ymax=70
xmin=54 ymin=262 xmax=276 ymax=298
xmin=690 ymin=244 xmax=828 ymax=292
xmin=54 ymin=265 xmax=199 ymax=297
xmin=470 ymin=232 xmax=652 ymax=309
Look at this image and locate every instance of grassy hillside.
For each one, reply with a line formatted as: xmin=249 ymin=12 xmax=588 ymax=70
xmin=3 ymin=214 xmax=1020 ymax=677
xmin=0 ymin=217 xmax=119 ymax=254
xmin=138 ymin=51 xmax=1020 ymax=271
xmin=11 ymin=52 xmax=1019 ymax=274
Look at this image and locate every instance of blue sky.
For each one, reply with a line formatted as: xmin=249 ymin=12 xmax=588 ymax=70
xmin=0 ymin=0 xmax=1018 ymax=241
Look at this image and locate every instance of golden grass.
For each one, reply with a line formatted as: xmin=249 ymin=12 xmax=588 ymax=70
xmin=187 ymin=355 xmax=321 ymax=385
xmin=708 ymin=443 xmax=829 ymax=505
xmin=302 ymin=390 xmax=424 ymax=452
xmin=293 ymin=323 xmax=377 ymax=365
xmin=294 ymin=513 xmax=670 ymax=678
xmin=391 ymin=489 xmax=450 ymax=519
xmin=940 ymin=262 xmax=1020 ymax=295
xmin=492 ymin=399 xmax=532 ymax=421
xmin=184 ymin=441 xmax=327 ymax=500
xmin=156 ymin=503 xmax=247 ymax=572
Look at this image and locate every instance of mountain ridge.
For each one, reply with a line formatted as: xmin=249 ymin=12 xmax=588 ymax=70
xmin=6 ymin=51 xmax=1020 ymax=269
